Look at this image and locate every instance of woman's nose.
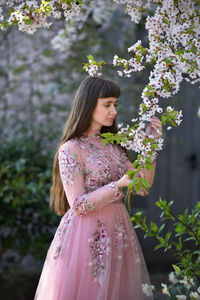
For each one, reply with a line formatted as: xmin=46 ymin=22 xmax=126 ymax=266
xmin=110 ymin=105 xmax=117 ymax=115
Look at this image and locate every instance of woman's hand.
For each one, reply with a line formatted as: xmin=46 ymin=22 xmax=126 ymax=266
xmin=117 ymin=174 xmax=133 ymax=189
xmin=145 ymin=116 xmax=163 ymax=139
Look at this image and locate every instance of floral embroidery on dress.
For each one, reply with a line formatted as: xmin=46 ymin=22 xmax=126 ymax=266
xmin=114 ymin=216 xmax=129 ymax=259
xmin=69 ymin=137 xmax=129 ymax=193
xmin=117 ymin=164 xmax=127 ymax=178
xmin=59 ymin=146 xmax=82 ymax=184
xmin=72 ymin=194 xmax=95 ymax=216
xmin=53 ymin=211 xmax=74 ymax=259
xmin=84 ymin=173 xmax=98 ymax=191
xmin=84 ymin=162 xmax=111 ymax=191
xmin=71 ymin=138 xmax=114 ymax=192
xmin=71 ymin=138 xmax=86 ymax=150
xmin=107 ymin=181 xmax=124 ymax=198
xmin=88 ymin=219 xmax=111 ymax=285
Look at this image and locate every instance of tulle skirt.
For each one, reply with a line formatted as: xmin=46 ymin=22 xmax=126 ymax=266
xmin=34 ymin=202 xmax=153 ymax=300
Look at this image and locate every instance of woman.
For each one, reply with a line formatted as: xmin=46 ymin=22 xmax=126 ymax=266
xmin=34 ymin=76 xmax=162 ymax=300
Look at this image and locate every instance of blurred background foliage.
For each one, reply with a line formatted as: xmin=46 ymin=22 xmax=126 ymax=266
xmin=0 ymin=137 xmax=57 ymax=261
xmin=0 ymin=1 xmax=199 ymax=299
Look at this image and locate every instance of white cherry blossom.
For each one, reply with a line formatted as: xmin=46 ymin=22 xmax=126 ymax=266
xmin=142 ymin=283 xmax=155 ymax=296
xmin=161 ymin=283 xmax=171 ymax=296
xmin=168 ymin=271 xmax=178 ymax=284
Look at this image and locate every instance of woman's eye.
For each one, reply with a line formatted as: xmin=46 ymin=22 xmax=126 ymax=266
xmin=104 ymin=103 xmax=118 ymax=107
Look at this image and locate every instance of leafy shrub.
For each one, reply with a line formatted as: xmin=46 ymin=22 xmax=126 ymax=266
xmin=0 ymin=137 xmax=59 ymax=265
xmin=132 ymin=198 xmax=200 ymax=298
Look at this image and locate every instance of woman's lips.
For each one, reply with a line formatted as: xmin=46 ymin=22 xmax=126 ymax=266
xmin=107 ymin=118 xmax=114 ymax=121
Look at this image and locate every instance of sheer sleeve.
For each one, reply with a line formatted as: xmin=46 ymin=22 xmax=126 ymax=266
xmin=118 ymin=147 xmax=151 ymax=197
xmin=58 ymin=141 xmax=124 ymax=216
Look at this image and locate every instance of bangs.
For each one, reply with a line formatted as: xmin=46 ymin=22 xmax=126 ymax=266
xmin=98 ymin=80 xmax=120 ymax=99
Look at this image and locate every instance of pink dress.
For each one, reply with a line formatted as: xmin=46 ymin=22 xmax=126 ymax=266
xmin=34 ymin=134 xmax=153 ymax=300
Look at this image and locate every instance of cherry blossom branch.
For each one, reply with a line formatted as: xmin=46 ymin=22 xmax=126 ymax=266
xmin=83 ymin=0 xmax=199 ymax=196
xmin=0 ymin=0 xmax=82 ymax=34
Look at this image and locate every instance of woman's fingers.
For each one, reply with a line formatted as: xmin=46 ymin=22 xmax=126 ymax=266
xmin=151 ymin=116 xmax=162 ymax=125
xmin=151 ymin=118 xmax=162 ymax=129
xmin=152 ymin=123 xmax=162 ymax=131
xmin=144 ymin=116 xmax=163 ymax=139
xmin=150 ymin=118 xmax=163 ymax=138
xmin=151 ymin=119 xmax=162 ymax=125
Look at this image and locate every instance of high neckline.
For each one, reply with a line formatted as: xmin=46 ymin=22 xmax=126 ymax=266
xmin=82 ymin=132 xmax=102 ymax=139
xmin=82 ymin=126 xmax=102 ymax=137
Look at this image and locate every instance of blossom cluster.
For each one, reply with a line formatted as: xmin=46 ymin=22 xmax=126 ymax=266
xmin=83 ymin=55 xmax=105 ymax=77
xmin=163 ymin=273 xmax=200 ymax=299
xmin=113 ymin=40 xmax=145 ymax=77
xmin=142 ymin=272 xmax=200 ymax=299
xmin=0 ymin=0 xmax=81 ymax=34
xmin=83 ymin=60 xmax=102 ymax=77
xmin=113 ymin=0 xmax=200 ymax=87
xmin=117 ymin=118 xmax=163 ymax=163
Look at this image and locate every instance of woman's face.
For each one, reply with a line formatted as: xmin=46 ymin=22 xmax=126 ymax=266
xmin=91 ymin=97 xmax=118 ymax=129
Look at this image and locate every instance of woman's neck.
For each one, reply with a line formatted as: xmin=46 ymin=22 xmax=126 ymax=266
xmin=83 ymin=125 xmax=101 ymax=137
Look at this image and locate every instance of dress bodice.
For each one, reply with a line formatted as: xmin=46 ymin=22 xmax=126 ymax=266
xmin=69 ymin=135 xmax=128 ymax=192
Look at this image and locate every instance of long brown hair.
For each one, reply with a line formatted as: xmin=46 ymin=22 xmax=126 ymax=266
xmin=50 ymin=76 xmax=121 ymax=216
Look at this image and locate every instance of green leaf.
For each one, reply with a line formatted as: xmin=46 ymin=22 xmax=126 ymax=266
xmin=165 ymin=232 xmax=171 ymax=242
xmin=128 ymin=182 xmax=134 ymax=190
xmin=134 ymin=184 xmax=140 ymax=194
xmin=132 ymin=178 xmax=140 ymax=185
xmin=172 ymin=264 xmax=181 ymax=275
xmin=119 ymin=136 xmax=126 ymax=143
xmin=98 ymin=60 xmax=105 ymax=65
xmin=126 ymin=170 xmax=134 ymax=176
xmin=132 ymin=160 xmax=139 ymax=168
xmin=87 ymin=54 xmax=94 ymax=60
xmin=141 ymin=178 xmax=150 ymax=188
xmin=156 ymin=198 xmax=167 ymax=209
xmin=163 ymin=18 xmax=169 ymax=24
xmin=154 ymin=244 xmax=164 ymax=251
xmin=150 ymin=222 xmax=158 ymax=233
xmin=146 ymin=85 xmax=153 ymax=90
